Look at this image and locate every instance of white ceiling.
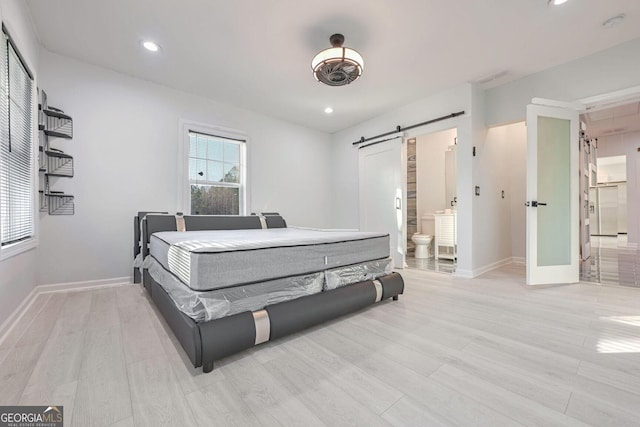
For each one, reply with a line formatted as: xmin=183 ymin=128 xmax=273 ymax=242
xmin=25 ymin=0 xmax=640 ymax=133
xmin=582 ymin=102 xmax=640 ymax=138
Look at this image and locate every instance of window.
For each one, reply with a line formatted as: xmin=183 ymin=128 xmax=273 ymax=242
xmin=0 ymin=26 xmax=34 ymax=249
xmin=187 ymin=130 xmax=246 ymax=215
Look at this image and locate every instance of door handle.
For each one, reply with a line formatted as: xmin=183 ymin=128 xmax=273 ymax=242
xmin=396 ymin=197 xmax=402 ymax=210
xmin=529 ymin=201 xmax=547 ymax=207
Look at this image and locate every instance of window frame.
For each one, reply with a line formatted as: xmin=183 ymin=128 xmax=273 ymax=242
xmin=0 ymin=24 xmax=38 ymax=261
xmin=178 ymin=120 xmax=248 ymax=216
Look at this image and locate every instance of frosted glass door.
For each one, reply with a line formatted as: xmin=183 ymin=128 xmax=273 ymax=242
xmin=526 ymin=104 xmax=579 ymax=285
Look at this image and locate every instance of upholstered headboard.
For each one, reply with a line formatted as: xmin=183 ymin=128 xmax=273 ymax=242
xmin=133 ymin=211 xmax=168 ymax=282
xmin=183 ymin=215 xmax=262 ymax=231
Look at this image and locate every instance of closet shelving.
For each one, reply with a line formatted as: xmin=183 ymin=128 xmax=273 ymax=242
xmin=38 ymin=90 xmax=75 ymax=215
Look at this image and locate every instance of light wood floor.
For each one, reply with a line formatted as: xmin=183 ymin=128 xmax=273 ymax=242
xmin=2 ymin=264 xmax=640 ymax=426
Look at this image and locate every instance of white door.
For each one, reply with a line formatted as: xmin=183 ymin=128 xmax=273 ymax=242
xmin=526 ymin=103 xmax=580 ymax=285
xmin=359 ymin=137 xmax=405 ymax=268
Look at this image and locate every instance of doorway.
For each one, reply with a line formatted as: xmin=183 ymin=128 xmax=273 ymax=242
xmin=480 ymin=97 xmax=640 ymax=287
xmin=405 ymin=128 xmax=458 ymax=274
xmin=578 ymin=101 xmax=640 ymax=287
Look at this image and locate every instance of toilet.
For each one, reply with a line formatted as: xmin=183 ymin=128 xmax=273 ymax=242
xmin=411 ymin=214 xmax=434 ymax=259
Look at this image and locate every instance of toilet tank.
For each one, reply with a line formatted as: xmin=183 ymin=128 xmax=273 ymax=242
xmin=420 ymin=214 xmax=435 ymax=235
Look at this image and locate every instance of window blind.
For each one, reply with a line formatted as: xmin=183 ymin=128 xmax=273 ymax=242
xmin=0 ymin=29 xmax=34 ymax=246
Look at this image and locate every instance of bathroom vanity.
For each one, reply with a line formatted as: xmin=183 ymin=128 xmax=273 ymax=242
xmin=434 ymin=211 xmax=457 ymax=260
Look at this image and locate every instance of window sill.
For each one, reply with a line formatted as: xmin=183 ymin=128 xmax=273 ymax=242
xmin=0 ymin=237 xmax=37 ymax=262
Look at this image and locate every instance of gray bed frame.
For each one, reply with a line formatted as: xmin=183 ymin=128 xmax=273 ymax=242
xmin=135 ymin=213 xmax=404 ymax=373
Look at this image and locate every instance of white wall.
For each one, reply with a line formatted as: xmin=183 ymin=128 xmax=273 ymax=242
xmin=485 ymin=37 xmax=640 ymax=127
xmin=475 ymin=122 xmax=528 ymax=263
xmin=415 ymin=128 xmax=456 ymax=234
xmin=596 ymin=132 xmax=639 ymax=244
xmin=597 ymin=156 xmax=627 ymax=183
xmin=506 ymin=123 xmax=527 ymax=260
xmin=474 ymin=126 xmax=515 ymax=268
xmin=453 ymin=120 xmax=527 ymax=265
xmin=36 ymin=50 xmax=333 ymax=286
xmin=475 ymin=122 xmax=527 ymax=263
xmin=0 ymin=0 xmax=40 ymax=330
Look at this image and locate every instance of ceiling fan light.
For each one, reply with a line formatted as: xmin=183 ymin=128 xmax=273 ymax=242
xmin=311 ymin=34 xmax=364 ymax=86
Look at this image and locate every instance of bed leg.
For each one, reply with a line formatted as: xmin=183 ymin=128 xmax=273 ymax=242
xmin=392 ymin=295 xmax=399 ymax=301
xmin=202 ymin=361 xmax=214 ymax=373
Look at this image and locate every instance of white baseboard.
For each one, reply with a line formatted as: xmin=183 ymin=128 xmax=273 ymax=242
xmin=37 ymin=276 xmax=132 ymax=294
xmin=0 ymin=287 xmax=39 ymax=347
xmin=511 ymin=257 xmax=526 ymax=264
xmin=454 ymin=257 xmax=521 ymax=279
xmin=0 ymin=276 xmax=132 ymax=347
xmin=471 ymin=257 xmax=514 ymax=278
xmin=453 ymin=269 xmax=474 ymax=279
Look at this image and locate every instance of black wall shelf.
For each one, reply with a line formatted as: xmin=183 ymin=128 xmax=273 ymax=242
xmin=46 ymin=193 xmax=75 ymax=215
xmin=42 ymin=106 xmax=73 ymax=139
xmin=43 ymin=129 xmax=72 ymax=139
xmin=45 ymin=149 xmax=74 ymax=177
xmin=38 ymin=89 xmax=75 ymax=215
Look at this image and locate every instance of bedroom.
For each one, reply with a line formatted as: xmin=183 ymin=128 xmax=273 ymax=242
xmin=2 ymin=0 xmax=640 ymax=425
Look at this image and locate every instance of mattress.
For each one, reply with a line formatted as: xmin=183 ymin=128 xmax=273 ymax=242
xmin=146 ymin=256 xmax=393 ymax=322
xmin=149 ymin=228 xmax=389 ymax=291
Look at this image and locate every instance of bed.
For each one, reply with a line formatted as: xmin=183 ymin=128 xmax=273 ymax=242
xmin=134 ymin=213 xmax=404 ymax=373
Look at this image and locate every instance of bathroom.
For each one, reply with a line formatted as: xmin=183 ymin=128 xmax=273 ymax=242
xmin=406 ymin=127 xmax=457 ymax=273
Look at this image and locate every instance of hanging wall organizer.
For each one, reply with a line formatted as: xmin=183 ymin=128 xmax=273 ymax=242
xmin=38 ymin=90 xmax=75 ymax=215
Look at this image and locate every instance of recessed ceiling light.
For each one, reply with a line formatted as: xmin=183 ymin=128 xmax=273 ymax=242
xmin=142 ymin=40 xmax=160 ymax=52
xmin=603 ymin=14 xmax=625 ymax=29
xmin=548 ymin=0 xmax=569 ymax=5
xmin=324 ymin=107 xmax=334 ymax=114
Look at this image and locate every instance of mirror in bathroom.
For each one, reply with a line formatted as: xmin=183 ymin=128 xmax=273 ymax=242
xmin=445 ymin=144 xmax=457 ymax=208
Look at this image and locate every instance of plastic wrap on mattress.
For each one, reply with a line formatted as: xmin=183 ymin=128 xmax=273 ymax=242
xmin=146 ymin=257 xmax=324 ymax=322
xmin=324 ymin=258 xmax=393 ymax=291
xmin=141 ymin=255 xmax=154 ymax=269
xmin=133 ymin=253 xmax=144 ymax=268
